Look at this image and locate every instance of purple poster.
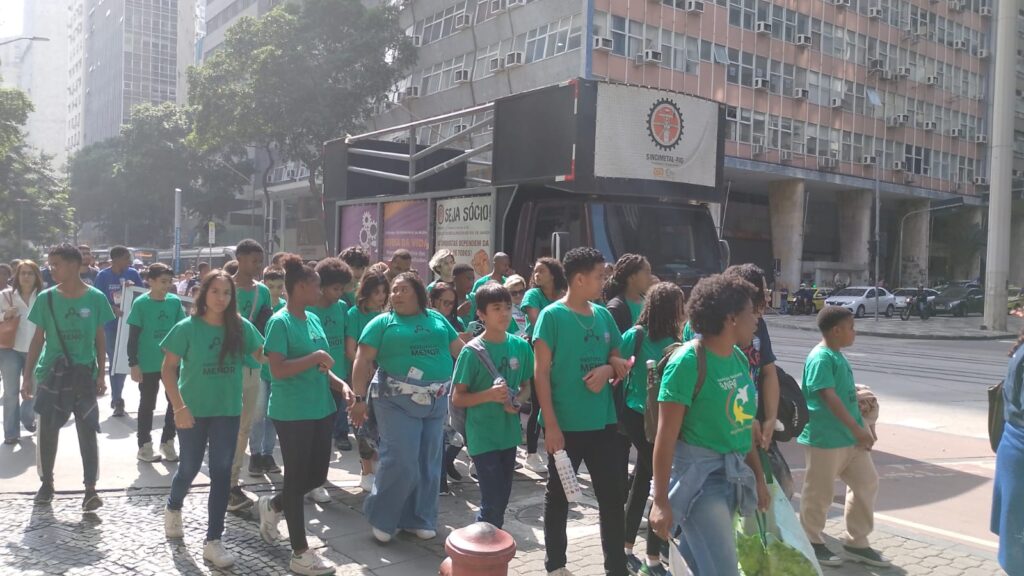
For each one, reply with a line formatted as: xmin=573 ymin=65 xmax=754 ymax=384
xmin=338 ymin=203 xmax=379 ymax=262
xmin=382 ymin=200 xmax=429 ymax=277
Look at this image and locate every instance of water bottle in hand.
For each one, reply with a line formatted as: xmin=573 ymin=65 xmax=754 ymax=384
xmin=553 ymin=450 xmax=582 ymax=502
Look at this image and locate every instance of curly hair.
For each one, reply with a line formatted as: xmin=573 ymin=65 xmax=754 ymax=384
xmin=563 ymin=247 xmax=605 ymax=283
xmin=315 ymin=257 xmax=353 ymax=288
xmin=603 ymin=253 xmax=650 ymax=302
xmin=533 ymin=257 xmax=567 ymax=292
xmin=723 ymin=264 xmax=768 ymax=313
xmin=685 ymin=274 xmax=757 ymax=336
xmin=636 ymin=282 xmax=687 ymax=341
xmin=338 ymin=246 xmax=371 ymax=270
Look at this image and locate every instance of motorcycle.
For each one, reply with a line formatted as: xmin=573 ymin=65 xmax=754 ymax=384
xmin=900 ymin=295 xmax=930 ymax=321
xmin=789 ymin=294 xmax=815 ymax=315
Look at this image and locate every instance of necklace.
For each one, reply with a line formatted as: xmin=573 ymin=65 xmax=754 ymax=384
xmin=566 ymin=301 xmax=596 ymax=331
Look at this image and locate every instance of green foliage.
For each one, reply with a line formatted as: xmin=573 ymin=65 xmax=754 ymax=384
xmin=0 ymin=85 xmax=33 ymax=157
xmin=737 ymin=532 xmax=818 ymax=576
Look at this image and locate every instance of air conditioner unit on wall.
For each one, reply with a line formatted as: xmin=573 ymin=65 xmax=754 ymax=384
xmin=861 ymin=155 xmax=878 ymax=165
xmin=974 ymin=176 xmax=989 ymax=186
xmin=980 ymin=5 xmax=992 ymax=15
xmin=507 ymin=0 xmax=527 ymax=7
xmin=780 ymin=150 xmax=793 ymax=162
xmin=923 ymin=120 xmax=938 ymax=130
xmin=796 ymin=34 xmax=812 ymax=46
xmin=488 ymin=57 xmax=501 ymax=73
xmin=635 ymin=49 xmax=663 ymax=65
xmin=411 ymin=35 xmax=422 ymax=47
xmin=593 ymin=36 xmax=614 ymax=51
xmin=892 ymin=160 xmax=907 ymax=171
xmin=685 ymin=0 xmax=705 ymax=12
xmin=454 ymin=13 xmax=473 ymax=30
xmin=490 ymin=0 xmax=505 ymax=13
xmin=753 ymin=77 xmax=770 ymax=90
xmin=454 ymin=69 xmax=471 ymax=83
xmin=819 ymin=156 xmax=838 ymax=169
xmin=975 ymin=133 xmax=989 ymax=144
xmin=896 ymin=66 xmax=912 ymax=77
xmin=792 ymin=87 xmax=809 ymax=99
xmin=949 ymin=127 xmax=963 ymax=138
xmin=978 ymin=49 xmax=990 ymax=58
xmin=830 ymin=97 xmax=843 ymax=108
xmin=755 ymin=21 xmax=772 ymax=33
xmin=926 ymin=75 xmax=940 ymax=85
xmin=954 ymin=39 xmax=968 ymax=50
xmin=868 ymin=6 xmax=883 ymax=17
xmin=504 ymin=51 xmax=524 ymax=67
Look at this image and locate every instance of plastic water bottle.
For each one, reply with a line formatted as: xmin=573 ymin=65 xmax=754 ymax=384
xmin=553 ymin=450 xmax=582 ymax=502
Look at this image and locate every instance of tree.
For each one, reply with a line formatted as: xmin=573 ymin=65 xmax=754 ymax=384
xmin=189 ymin=0 xmax=414 ymax=249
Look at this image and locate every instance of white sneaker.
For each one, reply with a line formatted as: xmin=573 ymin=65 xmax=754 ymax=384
xmin=289 ymin=549 xmax=335 ymax=575
xmin=359 ymin=473 xmax=375 ymax=493
xmin=257 ymin=495 xmax=281 ymax=543
xmin=525 ymin=452 xmax=547 ymax=473
xmin=371 ymin=526 xmax=392 ymax=543
xmin=159 ymin=441 xmax=179 ymax=462
xmin=309 ymin=486 xmax=331 ymax=503
xmin=548 ymin=568 xmax=575 ymax=576
xmin=164 ymin=507 xmax=184 ymax=539
xmin=137 ymin=442 xmax=162 ymax=462
xmin=403 ymin=528 xmax=436 ymax=540
xmin=202 ymin=539 xmax=235 ymax=568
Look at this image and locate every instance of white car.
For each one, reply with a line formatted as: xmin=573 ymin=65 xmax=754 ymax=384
xmin=892 ymin=288 xmax=939 ymax=309
xmin=824 ymin=286 xmax=897 ymax=318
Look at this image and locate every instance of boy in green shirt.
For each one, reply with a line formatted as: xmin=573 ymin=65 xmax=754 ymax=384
xmin=249 ymin=267 xmax=285 ymax=476
xmin=127 ymin=263 xmax=186 ymax=463
xmin=533 ymin=247 xmax=631 ymax=576
xmin=310 ymin=258 xmax=354 ymax=454
xmin=798 ymin=306 xmax=889 ymax=568
xmin=338 ymin=246 xmax=370 ymax=308
xmin=452 ymin=283 xmax=533 ymax=529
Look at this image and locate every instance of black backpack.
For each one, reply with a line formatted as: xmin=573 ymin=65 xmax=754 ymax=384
xmin=758 ymin=366 xmax=808 ymax=442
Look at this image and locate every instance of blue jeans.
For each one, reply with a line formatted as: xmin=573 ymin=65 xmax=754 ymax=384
xmin=363 ymin=394 xmax=446 ymax=534
xmin=168 ymin=415 xmax=239 ymax=542
xmin=675 ymin=469 xmax=742 ymax=576
xmin=332 ymin=391 xmax=350 ymax=439
xmin=248 ymin=378 xmax=277 ymax=457
xmin=472 ymin=447 xmax=516 ymax=528
xmin=0 ymin=349 xmax=33 ymax=440
xmin=104 ymin=324 xmax=126 ymax=405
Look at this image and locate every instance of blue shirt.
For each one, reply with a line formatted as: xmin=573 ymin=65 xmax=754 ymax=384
xmin=94 ymin=266 xmax=144 ymax=328
xmin=1005 ymin=345 xmax=1024 ymax=430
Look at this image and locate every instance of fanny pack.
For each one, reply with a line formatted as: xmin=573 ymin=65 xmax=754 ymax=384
xmin=372 ymin=369 xmax=450 ymax=406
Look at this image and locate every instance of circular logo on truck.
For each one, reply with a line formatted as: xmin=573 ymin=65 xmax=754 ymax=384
xmin=647 ymin=98 xmax=684 ymax=151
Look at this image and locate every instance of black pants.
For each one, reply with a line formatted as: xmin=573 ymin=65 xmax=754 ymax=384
xmin=138 ymin=372 xmax=176 ymax=448
xmin=544 ymin=424 xmax=627 ymax=576
xmin=272 ymin=414 xmax=333 ymax=552
xmin=526 ymin=385 xmax=541 ymax=453
xmin=621 ymin=408 xmax=666 ymax=558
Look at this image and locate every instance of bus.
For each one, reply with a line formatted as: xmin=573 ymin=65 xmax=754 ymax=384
xmin=158 ymin=246 xmax=237 ymax=272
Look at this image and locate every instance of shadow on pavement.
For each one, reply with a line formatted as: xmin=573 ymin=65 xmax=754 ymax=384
xmin=0 ymin=437 xmax=36 ymax=479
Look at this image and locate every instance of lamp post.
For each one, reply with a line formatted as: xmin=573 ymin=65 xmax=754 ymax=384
xmin=0 ymin=36 xmax=49 ymax=47
xmin=173 ymin=188 xmax=182 ymax=274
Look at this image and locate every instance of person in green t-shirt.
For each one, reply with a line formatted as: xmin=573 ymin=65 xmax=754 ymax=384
xmin=470 ymin=252 xmax=510 ymax=294
xmin=310 ymin=257 xmax=354 ymax=457
xmin=603 ymin=254 xmax=652 ymax=335
xmin=250 ymin=266 xmax=285 ymax=477
xmin=257 ymin=256 xmax=354 ymax=576
xmin=428 ymin=281 xmax=466 ymax=334
xmin=453 ymin=263 xmax=477 ymax=328
xmin=127 ymin=263 xmax=186 ymax=463
xmin=452 ymin=283 xmax=533 ymax=529
xmin=160 ymin=270 xmax=264 ymax=569
xmin=23 ymin=244 xmax=115 ymax=511
xmin=338 ymin=245 xmax=370 ymax=308
xmin=349 ymin=273 xmax=462 ymax=543
xmin=533 ymin=248 xmax=632 ymax=576
xmin=648 ymin=274 xmax=769 ymax=576
xmin=617 ymin=281 xmax=686 ymax=573
xmin=521 ymin=257 xmax=566 ymax=473
xmin=798 ymin=306 xmax=888 ymax=568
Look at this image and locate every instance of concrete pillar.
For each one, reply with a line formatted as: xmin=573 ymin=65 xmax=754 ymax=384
xmin=838 ymin=190 xmax=872 ymax=284
xmin=1011 ymin=210 xmax=1024 ymax=288
xmin=769 ymin=180 xmax=806 ymax=291
xmin=950 ymin=206 xmax=984 ymax=281
xmin=898 ymin=199 xmax=930 ymax=288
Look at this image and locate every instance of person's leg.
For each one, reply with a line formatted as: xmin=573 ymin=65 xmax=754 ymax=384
xmin=105 ymin=324 xmax=125 ymax=407
xmin=167 ymin=419 xmax=210 ymax=510
xmin=137 ymin=373 xmax=160 ymax=448
xmin=473 ymin=450 xmax=503 ymax=526
xmin=398 ymin=398 xmax=444 ymax=531
xmin=331 ymin=391 xmax=349 ymax=444
xmin=230 ymin=367 xmax=261 ymax=487
xmin=308 ymin=414 xmax=333 ymax=490
xmin=584 ymin=425 xmax=628 ymax=576
xmin=74 ymin=394 xmax=101 ymax=488
xmin=363 ymin=396 xmax=422 ymax=535
xmin=272 ymin=418 xmax=314 ymax=552
xmin=526 ymin=386 xmax=540 ymax=454
xmin=159 ymin=389 xmax=177 ymax=445
xmin=621 ymin=408 xmax=664 ymax=560
xmin=543 ymin=429 xmax=586 ymax=573
xmin=496 ymin=447 xmax=517 ymax=528
xmin=677 ymin=470 xmax=741 ymax=576
xmin=0 ymin=349 xmax=23 ymax=441
xmin=14 ymin=352 xmax=32 ymax=430
xmin=205 ymin=416 xmax=240 ymax=542
xmin=248 ymin=378 xmax=272 ymax=457
xmin=36 ymin=409 xmax=60 ymax=485
xmin=839 ymin=448 xmax=879 ymax=548
xmin=800 ymin=446 xmax=846 ymax=544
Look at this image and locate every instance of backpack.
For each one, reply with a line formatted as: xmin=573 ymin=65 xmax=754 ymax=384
xmin=606 ymin=296 xmax=634 ymax=335
xmin=613 ymin=326 xmax=646 ymax=432
xmin=643 ymin=341 xmax=707 ymax=444
xmin=760 ymin=366 xmax=809 ymax=442
xmin=449 ymin=336 xmax=503 ymax=438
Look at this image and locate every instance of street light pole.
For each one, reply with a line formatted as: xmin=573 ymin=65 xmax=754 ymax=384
xmin=0 ymin=36 xmax=49 ymax=47
xmin=173 ymin=188 xmax=182 ymax=274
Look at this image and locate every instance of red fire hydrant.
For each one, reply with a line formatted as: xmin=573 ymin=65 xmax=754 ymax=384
xmin=439 ymin=522 xmax=517 ymax=576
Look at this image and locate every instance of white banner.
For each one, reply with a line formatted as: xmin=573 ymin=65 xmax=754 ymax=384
xmin=434 ymin=196 xmax=493 ymax=278
xmin=112 ymin=286 xmax=192 ymax=375
xmin=594 ymin=83 xmax=719 ymax=188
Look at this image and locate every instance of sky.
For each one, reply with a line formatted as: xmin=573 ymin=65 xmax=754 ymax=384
xmin=0 ymin=0 xmax=25 ymax=38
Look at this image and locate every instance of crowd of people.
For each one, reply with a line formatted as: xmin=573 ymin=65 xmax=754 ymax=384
xmin=0 ymin=239 xmax=1021 ymax=576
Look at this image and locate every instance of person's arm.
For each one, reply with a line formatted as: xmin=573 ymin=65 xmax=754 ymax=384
xmin=348 ymin=344 xmax=378 ymax=426
xmin=345 ymin=335 xmax=358 ymax=363
xmin=758 ymin=363 xmax=780 ymax=449
xmin=94 ymin=327 xmax=107 ymax=394
xmin=327 ymin=370 xmax=354 ymax=403
xmin=127 ymin=324 xmax=143 ymax=383
xmin=21 ymin=326 xmax=44 ymax=399
xmin=449 ymin=336 xmax=464 ymax=357
xmin=745 ymin=439 xmax=771 ymax=512
xmin=524 ymin=306 xmax=540 ymax=328
xmin=533 ymin=339 xmax=563 ymax=452
xmin=649 ymin=401 xmax=686 ymax=540
xmin=818 ymin=388 xmax=874 ymax=449
xmin=161 ymin=351 xmax=194 ymax=429
xmin=452 ymin=382 xmax=508 ymax=408
xmin=268 ymin=350 xmax=331 ymax=380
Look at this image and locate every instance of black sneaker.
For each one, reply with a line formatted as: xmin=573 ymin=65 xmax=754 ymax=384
xmin=659 ymin=541 xmax=670 ymax=566
xmin=248 ymin=455 xmax=265 ymax=477
xmin=226 ymin=487 xmax=253 ymax=511
xmin=843 ymin=545 xmax=891 ymax=567
xmin=335 ymin=436 xmax=353 ymax=451
xmin=34 ymin=482 xmax=55 ymax=504
xmin=263 ymin=454 xmax=281 ymax=474
xmin=625 ymin=553 xmax=643 ymax=575
xmin=112 ymin=401 xmax=126 ymax=417
xmin=82 ymin=489 xmax=103 ymax=512
xmin=813 ymin=543 xmax=844 ymax=567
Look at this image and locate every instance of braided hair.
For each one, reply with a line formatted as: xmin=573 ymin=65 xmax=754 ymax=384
xmin=602 ymin=253 xmax=650 ymax=302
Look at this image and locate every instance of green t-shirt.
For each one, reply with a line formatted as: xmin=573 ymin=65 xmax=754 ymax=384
xmin=308 ymin=300 xmax=349 ymax=379
xmin=160 ymin=316 xmax=263 ymax=418
xmin=682 ymin=321 xmax=697 ymax=343
xmin=534 ymin=301 xmax=623 ymax=432
xmin=260 ymin=299 xmax=286 ymax=381
xmin=619 ymin=327 xmax=678 ymax=414
xmin=342 ymin=290 xmax=357 ymax=308
xmin=520 ymin=288 xmax=556 ymax=338
xmin=659 ymin=342 xmax=756 ymax=454
xmin=458 ymin=292 xmax=477 ymax=328
xmin=453 ymin=334 xmax=534 ymax=456
xmin=359 ymin=309 xmax=458 ymax=382
xmin=347 ymin=307 xmax=381 ymax=343
xmin=126 ymin=292 xmax=186 ymax=373
xmin=798 ymin=344 xmax=864 ymax=449
xmin=263 ymin=308 xmax=337 ymax=421
xmin=28 ymin=287 xmax=116 ymax=382
xmin=235 ymin=282 xmax=271 ymax=369
xmin=627 ymin=299 xmax=644 ymax=326
xmin=472 ymin=275 xmax=506 ymax=294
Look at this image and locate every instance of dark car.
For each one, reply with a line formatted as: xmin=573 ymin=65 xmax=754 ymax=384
xmin=931 ymin=286 xmax=985 ymax=317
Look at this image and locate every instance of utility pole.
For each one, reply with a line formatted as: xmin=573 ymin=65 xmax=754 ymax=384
xmin=982 ymin=0 xmax=1015 ymax=332
xmin=173 ymin=188 xmax=182 ymax=274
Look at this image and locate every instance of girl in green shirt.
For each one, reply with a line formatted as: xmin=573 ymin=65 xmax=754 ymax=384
xmin=603 ymin=254 xmax=652 ymax=335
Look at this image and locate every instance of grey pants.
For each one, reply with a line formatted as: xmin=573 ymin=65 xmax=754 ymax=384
xmin=37 ymin=401 xmax=100 ymax=487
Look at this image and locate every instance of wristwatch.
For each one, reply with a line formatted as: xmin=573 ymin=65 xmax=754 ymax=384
xmin=354 ymin=395 xmax=365 ymax=403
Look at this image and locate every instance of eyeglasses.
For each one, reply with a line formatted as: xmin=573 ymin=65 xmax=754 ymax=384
xmin=509 ymin=289 xmax=525 ymax=296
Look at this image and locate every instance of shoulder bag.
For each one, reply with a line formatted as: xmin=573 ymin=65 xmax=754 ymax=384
xmin=0 ymin=290 xmax=20 ymax=349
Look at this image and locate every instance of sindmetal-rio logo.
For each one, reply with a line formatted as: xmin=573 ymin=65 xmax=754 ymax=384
xmin=647 ymin=98 xmax=684 ymax=151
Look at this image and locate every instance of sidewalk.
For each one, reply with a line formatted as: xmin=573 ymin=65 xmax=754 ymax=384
xmin=766 ymin=313 xmax=1022 ymax=340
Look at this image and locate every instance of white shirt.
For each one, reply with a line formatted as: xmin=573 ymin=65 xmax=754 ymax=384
xmin=0 ymin=287 xmax=38 ymax=353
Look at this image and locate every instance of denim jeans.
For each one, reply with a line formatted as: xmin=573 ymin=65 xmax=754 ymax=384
xmin=271 ymin=415 xmax=333 ymax=552
xmin=675 ymin=468 xmax=742 ymax=576
xmin=248 ymin=378 xmax=277 ymax=457
xmin=472 ymin=447 xmax=516 ymax=528
xmin=104 ymin=324 xmax=126 ymax=405
xmin=0 ymin=348 xmax=33 ymax=441
xmin=363 ymin=393 xmax=446 ymax=534
xmin=167 ymin=415 xmax=240 ymax=542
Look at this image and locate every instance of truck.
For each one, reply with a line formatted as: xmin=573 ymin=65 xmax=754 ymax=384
xmin=323 ymin=79 xmax=729 ymax=288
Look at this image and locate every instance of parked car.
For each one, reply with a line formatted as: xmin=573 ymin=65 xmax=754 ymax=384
xmin=824 ymin=286 xmax=897 ymax=318
xmin=1008 ymin=286 xmax=1022 ymax=312
xmin=931 ymin=286 xmax=985 ymax=317
xmin=893 ymin=288 xmax=940 ymax=310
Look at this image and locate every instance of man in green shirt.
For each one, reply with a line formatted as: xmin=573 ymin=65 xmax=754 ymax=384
xmin=798 ymin=306 xmax=889 ymax=569
xmin=533 ymin=247 xmax=631 ymax=576
xmin=23 ymin=243 xmax=115 ymax=511
xmin=471 ymin=252 xmax=510 ymax=294
xmin=338 ymin=246 xmax=370 ymax=307
xmin=310 ymin=258 xmax=354 ymax=454
xmin=453 ymin=263 xmax=477 ymax=328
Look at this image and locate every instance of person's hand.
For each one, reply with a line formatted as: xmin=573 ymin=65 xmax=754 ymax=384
xmin=583 ymin=364 xmax=615 ymax=394
xmin=2 ymin=308 xmax=17 ymax=320
xmin=341 ymin=383 xmax=355 ymax=408
xmin=759 ymin=418 xmax=776 ymax=450
xmin=20 ymin=373 xmax=33 ymax=401
xmin=756 ymin=479 xmax=771 ymax=512
xmin=113 ymin=306 xmax=122 ymax=318
xmin=174 ymin=406 xmax=195 ymax=429
xmin=130 ymin=366 xmax=142 ymax=383
xmin=314 ymin=350 xmax=334 ymax=371
xmin=503 ymin=402 xmax=519 ymax=414
xmin=609 ymin=356 xmax=633 ymax=381
xmin=486 ymin=381 xmax=509 ymax=404
xmin=96 ymin=376 xmax=107 ymax=396
xmin=649 ymin=498 xmax=673 ymax=541
xmin=457 ymin=300 xmax=472 ymax=316
xmin=545 ymin=424 xmax=565 ymax=454
xmin=350 ymin=401 xmax=369 ymax=427
xmin=854 ymin=426 xmax=875 ymax=450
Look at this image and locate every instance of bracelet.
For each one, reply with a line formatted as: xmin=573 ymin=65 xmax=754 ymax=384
xmin=174 ymin=406 xmax=189 ymax=414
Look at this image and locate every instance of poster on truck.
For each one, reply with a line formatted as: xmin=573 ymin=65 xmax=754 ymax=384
xmin=435 ymin=196 xmax=493 ymax=277
xmin=382 ymin=200 xmax=429 ymax=276
xmin=338 ymin=203 xmax=379 ymax=261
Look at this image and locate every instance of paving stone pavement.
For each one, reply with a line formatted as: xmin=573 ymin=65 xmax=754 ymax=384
xmin=0 ymin=459 xmax=1005 ymax=576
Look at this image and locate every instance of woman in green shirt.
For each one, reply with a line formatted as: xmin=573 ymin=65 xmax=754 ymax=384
xmin=256 ymin=255 xmax=354 ymax=576
xmin=603 ymin=254 xmax=653 ymax=335
xmin=648 ymin=274 xmax=769 ymax=576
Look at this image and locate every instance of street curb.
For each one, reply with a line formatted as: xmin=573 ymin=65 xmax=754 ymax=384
xmin=766 ymin=320 xmax=1015 ymax=341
